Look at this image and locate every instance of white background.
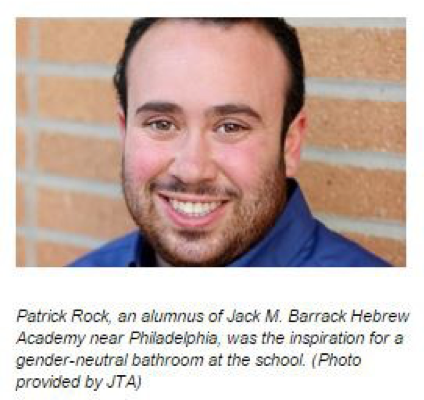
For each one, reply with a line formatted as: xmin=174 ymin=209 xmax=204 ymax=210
xmin=1 ymin=1 xmax=422 ymax=399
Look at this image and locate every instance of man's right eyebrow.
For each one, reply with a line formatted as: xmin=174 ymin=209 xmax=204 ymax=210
xmin=135 ymin=102 xmax=183 ymax=115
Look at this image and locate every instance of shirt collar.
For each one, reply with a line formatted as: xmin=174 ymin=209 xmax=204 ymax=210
xmin=227 ymin=179 xmax=316 ymax=267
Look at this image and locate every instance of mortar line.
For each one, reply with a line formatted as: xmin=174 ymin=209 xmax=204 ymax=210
xmin=317 ymin=213 xmax=406 ymax=241
xmin=287 ymin=17 xmax=406 ymax=29
xmin=17 ymin=226 xmax=106 ymax=250
xmin=16 ymin=60 xmax=406 ymax=102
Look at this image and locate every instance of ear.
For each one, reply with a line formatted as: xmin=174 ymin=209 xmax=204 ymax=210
xmin=117 ymin=106 xmax=127 ymax=146
xmin=284 ymin=109 xmax=307 ymax=177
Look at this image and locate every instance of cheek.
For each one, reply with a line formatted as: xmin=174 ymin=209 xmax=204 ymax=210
xmin=216 ymin=139 xmax=281 ymax=192
xmin=124 ymin=133 xmax=170 ymax=184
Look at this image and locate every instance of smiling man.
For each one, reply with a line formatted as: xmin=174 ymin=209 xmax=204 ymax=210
xmin=70 ymin=18 xmax=390 ymax=267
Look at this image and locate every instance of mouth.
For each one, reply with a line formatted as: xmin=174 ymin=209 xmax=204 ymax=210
xmin=156 ymin=192 xmax=230 ymax=228
xmin=168 ymin=198 xmax=223 ymax=217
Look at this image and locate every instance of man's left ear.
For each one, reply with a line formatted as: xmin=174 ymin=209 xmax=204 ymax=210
xmin=117 ymin=106 xmax=127 ymax=147
xmin=284 ymin=109 xmax=307 ymax=177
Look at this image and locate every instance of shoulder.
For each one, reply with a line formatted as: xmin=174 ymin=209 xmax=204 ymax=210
xmin=68 ymin=231 xmax=140 ymax=267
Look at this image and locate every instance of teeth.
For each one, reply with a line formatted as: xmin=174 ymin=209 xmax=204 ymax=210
xmin=169 ymin=199 xmax=222 ymax=217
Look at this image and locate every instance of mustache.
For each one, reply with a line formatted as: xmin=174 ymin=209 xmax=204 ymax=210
xmin=150 ymin=178 xmax=240 ymax=198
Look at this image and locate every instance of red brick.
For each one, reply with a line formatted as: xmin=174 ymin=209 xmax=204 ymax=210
xmin=38 ymin=76 xmax=116 ymax=124
xmin=17 ymin=128 xmax=26 ymax=168
xmin=36 ymin=241 xmax=91 ymax=267
xmin=298 ymin=162 xmax=405 ymax=221
xmin=299 ymin=27 xmax=406 ymax=81
xmin=37 ymin=187 xmax=134 ymax=239
xmin=306 ymin=97 xmax=405 ymax=153
xmin=39 ymin=19 xmax=130 ymax=64
xmin=16 ymin=182 xmax=25 ymax=226
xmin=17 ymin=74 xmax=28 ymax=116
xmin=16 ymin=236 xmax=26 ymax=267
xmin=37 ymin=131 xmax=121 ymax=182
xmin=16 ymin=18 xmax=31 ymax=58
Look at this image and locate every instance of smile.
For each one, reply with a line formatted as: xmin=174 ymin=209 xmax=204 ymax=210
xmin=156 ymin=190 xmax=230 ymax=228
xmin=169 ymin=199 xmax=222 ymax=217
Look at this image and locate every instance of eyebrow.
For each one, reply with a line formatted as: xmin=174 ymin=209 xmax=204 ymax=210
xmin=135 ymin=102 xmax=183 ymax=116
xmin=135 ymin=101 xmax=263 ymax=123
xmin=207 ymin=103 xmax=263 ymax=123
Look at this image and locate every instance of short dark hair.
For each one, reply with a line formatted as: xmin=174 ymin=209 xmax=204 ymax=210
xmin=113 ymin=18 xmax=305 ymax=137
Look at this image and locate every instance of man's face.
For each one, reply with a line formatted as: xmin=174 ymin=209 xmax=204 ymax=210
xmin=121 ymin=20 xmax=291 ymax=267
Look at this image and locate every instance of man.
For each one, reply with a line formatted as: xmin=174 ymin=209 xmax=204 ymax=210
xmin=71 ymin=18 xmax=390 ymax=267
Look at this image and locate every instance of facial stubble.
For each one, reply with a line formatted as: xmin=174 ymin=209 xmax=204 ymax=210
xmin=122 ymin=155 xmax=287 ymax=267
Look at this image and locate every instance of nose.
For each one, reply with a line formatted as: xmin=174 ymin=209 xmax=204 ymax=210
xmin=168 ymin=132 xmax=218 ymax=184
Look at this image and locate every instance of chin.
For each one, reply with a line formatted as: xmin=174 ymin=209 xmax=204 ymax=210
xmin=163 ymin=251 xmax=223 ymax=268
xmin=154 ymin=230 xmax=221 ymax=266
xmin=159 ymin=243 xmax=230 ymax=267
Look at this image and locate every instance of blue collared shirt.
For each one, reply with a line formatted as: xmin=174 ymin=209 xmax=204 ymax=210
xmin=70 ymin=180 xmax=390 ymax=267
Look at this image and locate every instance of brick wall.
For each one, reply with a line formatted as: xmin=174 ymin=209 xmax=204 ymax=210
xmin=16 ymin=18 xmax=406 ymax=267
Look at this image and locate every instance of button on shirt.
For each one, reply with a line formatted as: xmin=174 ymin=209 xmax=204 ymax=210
xmin=69 ymin=180 xmax=390 ymax=267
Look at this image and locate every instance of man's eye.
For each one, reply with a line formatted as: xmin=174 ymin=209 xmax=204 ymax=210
xmin=147 ymin=120 xmax=176 ymax=131
xmin=216 ymin=123 xmax=246 ymax=134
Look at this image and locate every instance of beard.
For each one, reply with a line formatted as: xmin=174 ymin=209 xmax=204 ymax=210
xmin=122 ymin=156 xmax=287 ymax=267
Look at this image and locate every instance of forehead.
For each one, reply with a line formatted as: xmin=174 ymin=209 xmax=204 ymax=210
xmin=126 ymin=19 xmax=289 ymax=110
